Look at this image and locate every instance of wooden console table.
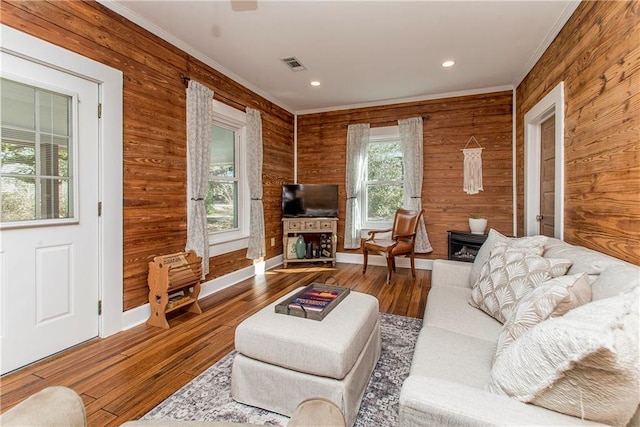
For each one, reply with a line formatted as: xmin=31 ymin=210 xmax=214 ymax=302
xmin=283 ymin=217 xmax=337 ymax=268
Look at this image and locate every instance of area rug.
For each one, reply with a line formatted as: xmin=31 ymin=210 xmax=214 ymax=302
xmin=142 ymin=312 xmax=422 ymax=426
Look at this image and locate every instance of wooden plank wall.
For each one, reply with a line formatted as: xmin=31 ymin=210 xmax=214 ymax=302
xmin=0 ymin=0 xmax=295 ymax=310
xmin=516 ymin=0 xmax=640 ymax=264
xmin=297 ymin=91 xmax=514 ymax=259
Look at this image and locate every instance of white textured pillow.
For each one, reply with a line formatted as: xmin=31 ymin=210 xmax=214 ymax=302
xmin=487 ymin=288 xmax=640 ymax=426
xmin=470 ymin=229 xmax=548 ymax=285
xmin=469 ymin=244 xmax=572 ymax=323
xmin=494 ymin=273 xmax=592 ymax=358
xmin=591 ymin=264 xmax=640 ymax=301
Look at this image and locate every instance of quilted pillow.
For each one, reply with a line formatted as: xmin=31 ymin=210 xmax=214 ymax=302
xmin=470 ymin=229 xmax=548 ymax=285
xmin=494 ymin=273 xmax=591 ymax=358
xmin=487 ymin=288 xmax=640 ymax=426
xmin=469 ymin=244 xmax=572 ymax=323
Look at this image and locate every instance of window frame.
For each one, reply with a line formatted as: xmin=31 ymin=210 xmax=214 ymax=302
xmin=207 ymin=100 xmax=249 ymax=256
xmin=359 ymin=126 xmax=403 ymax=230
xmin=0 ymin=74 xmax=80 ymax=229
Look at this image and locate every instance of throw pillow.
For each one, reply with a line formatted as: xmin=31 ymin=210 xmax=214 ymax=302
xmin=469 ymin=229 xmax=548 ymax=286
xmin=469 ymin=244 xmax=572 ymax=323
xmin=494 ymin=273 xmax=591 ymax=358
xmin=591 ymin=264 xmax=640 ymax=301
xmin=487 ymin=288 xmax=640 ymax=426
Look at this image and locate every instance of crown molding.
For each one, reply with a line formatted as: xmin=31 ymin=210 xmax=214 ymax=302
xmin=512 ymin=0 xmax=581 ymax=87
xmin=97 ymin=0 xmax=295 ymax=113
xmin=295 ymin=85 xmax=514 ymax=116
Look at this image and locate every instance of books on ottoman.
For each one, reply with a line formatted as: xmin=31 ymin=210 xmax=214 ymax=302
xmin=275 ymin=283 xmax=350 ymax=321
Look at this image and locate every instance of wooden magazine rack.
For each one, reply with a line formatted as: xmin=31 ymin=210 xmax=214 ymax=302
xmin=147 ymin=250 xmax=202 ymax=329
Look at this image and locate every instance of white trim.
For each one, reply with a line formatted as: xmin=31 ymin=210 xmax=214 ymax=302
xmin=97 ymin=0 xmax=294 ymax=114
xmin=336 ymin=252 xmax=434 ymax=271
xmin=296 ymin=85 xmax=514 ymax=115
xmin=524 ymin=82 xmax=564 ymax=239
xmin=1 ymin=24 xmax=124 ymax=338
xmin=122 ymin=254 xmax=284 ymax=330
xmin=512 ymin=0 xmax=581 ymax=87
xmin=512 ymin=87 xmax=518 ymax=237
xmin=294 ymin=114 xmax=298 ymax=183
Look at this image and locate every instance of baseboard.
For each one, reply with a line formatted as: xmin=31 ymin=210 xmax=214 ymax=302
xmin=121 ymin=252 xmax=433 ymax=330
xmin=122 ymin=255 xmax=284 ymax=330
xmin=336 ymin=252 xmax=434 ymax=270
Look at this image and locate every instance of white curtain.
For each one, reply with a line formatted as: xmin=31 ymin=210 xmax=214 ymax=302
xmin=186 ymin=80 xmax=213 ymax=277
xmin=399 ymin=117 xmax=433 ymax=253
xmin=246 ymin=108 xmax=265 ymax=260
xmin=344 ymin=123 xmax=370 ymax=249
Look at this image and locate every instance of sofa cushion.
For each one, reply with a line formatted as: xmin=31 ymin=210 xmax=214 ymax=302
xmin=470 ymin=229 xmax=548 ymax=285
xmin=424 ymin=286 xmax=502 ymax=341
xmin=543 ymin=238 xmax=627 ymax=276
xmin=470 ymin=245 xmax=572 ymax=323
xmin=487 ymin=288 xmax=640 ymax=426
xmin=494 ymin=273 xmax=591 ymax=358
xmin=591 ymin=264 xmax=640 ymax=301
xmin=411 ymin=326 xmax=495 ymax=389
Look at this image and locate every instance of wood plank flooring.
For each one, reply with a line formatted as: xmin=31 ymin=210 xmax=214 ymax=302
xmin=0 ymin=262 xmax=431 ymax=426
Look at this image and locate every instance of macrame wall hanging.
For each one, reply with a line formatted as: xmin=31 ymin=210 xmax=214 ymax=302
xmin=462 ymin=136 xmax=484 ymax=195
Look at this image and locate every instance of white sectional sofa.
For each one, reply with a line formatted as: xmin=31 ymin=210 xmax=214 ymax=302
xmin=399 ymin=232 xmax=640 ymax=426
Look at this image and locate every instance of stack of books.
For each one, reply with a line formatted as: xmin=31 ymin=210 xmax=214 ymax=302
xmin=275 ymin=283 xmax=350 ymax=321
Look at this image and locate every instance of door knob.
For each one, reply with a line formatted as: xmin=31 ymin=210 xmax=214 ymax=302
xmin=536 ymin=214 xmax=543 ymax=221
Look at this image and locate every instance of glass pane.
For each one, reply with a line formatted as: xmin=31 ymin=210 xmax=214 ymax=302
xmin=1 ymin=139 xmax=36 ymax=175
xmin=40 ymin=178 xmax=71 ymax=219
xmin=206 ymin=180 xmax=238 ymax=232
xmin=39 ymin=90 xmax=70 ymax=135
xmin=1 ymin=176 xmax=36 ymax=221
xmin=210 ymin=125 xmax=235 ymax=177
xmin=366 ymin=183 xmax=403 ymax=222
xmin=1 ymin=79 xmax=74 ymax=223
xmin=1 ymin=78 xmax=36 ymax=130
xmin=367 ymin=142 xmax=403 ymax=181
xmin=40 ymin=135 xmax=70 ymax=177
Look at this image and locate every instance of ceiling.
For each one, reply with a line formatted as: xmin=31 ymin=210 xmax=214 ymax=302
xmin=102 ymin=0 xmax=580 ymax=114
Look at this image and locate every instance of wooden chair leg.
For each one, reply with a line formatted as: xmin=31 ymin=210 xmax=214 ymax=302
xmin=385 ymin=254 xmax=394 ymax=284
xmin=410 ymin=254 xmax=416 ymax=278
xmin=362 ymin=246 xmax=369 ymax=274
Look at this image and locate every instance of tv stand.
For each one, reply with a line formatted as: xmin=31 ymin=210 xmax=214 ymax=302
xmin=282 ymin=217 xmax=337 ymax=268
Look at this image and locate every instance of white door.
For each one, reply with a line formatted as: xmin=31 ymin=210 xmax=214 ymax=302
xmin=0 ymin=51 xmax=100 ymax=374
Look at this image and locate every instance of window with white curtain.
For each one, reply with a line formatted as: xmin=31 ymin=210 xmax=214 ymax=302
xmin=360 ymin=126 xmax=404 ymax=229
xmin=207 ymin=101 xmax=249 ymax=254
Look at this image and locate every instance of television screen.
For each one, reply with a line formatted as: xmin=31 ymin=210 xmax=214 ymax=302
xmin=282 ymin=184 xmax=338 ymax=218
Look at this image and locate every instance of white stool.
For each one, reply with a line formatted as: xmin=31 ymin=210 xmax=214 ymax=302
xmin=231 ymin=288 xmax=381 ymax=427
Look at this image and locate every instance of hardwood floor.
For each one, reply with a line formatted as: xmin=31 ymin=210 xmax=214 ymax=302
xmin=0 ymin=262 xmax=431 ymax=426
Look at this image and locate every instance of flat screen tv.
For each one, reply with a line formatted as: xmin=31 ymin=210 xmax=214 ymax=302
xmin=282 ymin=184 xmax=338 ymax=218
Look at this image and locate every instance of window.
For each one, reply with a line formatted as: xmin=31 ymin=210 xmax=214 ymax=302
xmin=360 ymin=126 xmax=404 ymax=229
xmin=206 ymin=101 xmax=248 ymax=254
xmin=1 ymin=77 xmax=76 ymax=225
xmin=207 ymin=124 xmax=238 ymax=233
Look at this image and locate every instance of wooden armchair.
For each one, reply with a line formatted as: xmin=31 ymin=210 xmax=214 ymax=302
xmin=361 ymin=209 xmax=424 ymax=284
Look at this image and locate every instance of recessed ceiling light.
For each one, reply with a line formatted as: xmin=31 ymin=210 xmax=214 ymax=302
xmin=310 ymin=81 xmax=321 ymax=87
xmin=442 ymin=60 xmax=455 ymax=68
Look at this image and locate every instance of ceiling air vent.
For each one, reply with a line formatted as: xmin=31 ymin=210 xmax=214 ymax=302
xmin=281 ymin=56 xmax=307 ymax=72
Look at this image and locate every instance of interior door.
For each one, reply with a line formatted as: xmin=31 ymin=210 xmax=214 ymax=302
xmin=0 ymin=51 xmax=100 ymax=374
xmin=539 ymin=115 xmax=555 ymax=237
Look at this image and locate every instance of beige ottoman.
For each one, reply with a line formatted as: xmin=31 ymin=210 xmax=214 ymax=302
xmin=231 ymin=288 xmax=381 ymax=427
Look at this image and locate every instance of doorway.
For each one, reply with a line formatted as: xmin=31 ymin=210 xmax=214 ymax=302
xmin=524 ymin=82 xmax=564 ymax=239
xmin=1 ymin=24 xmax=124 ymax=374
xmin=1 ymin=54 xmax=100 ymax=374
xmin=539 ymin=115 xmax=555 ymax=237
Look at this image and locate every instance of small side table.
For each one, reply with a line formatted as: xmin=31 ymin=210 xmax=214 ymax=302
xmin=447 ymin=230 xmax=488 ymax=263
